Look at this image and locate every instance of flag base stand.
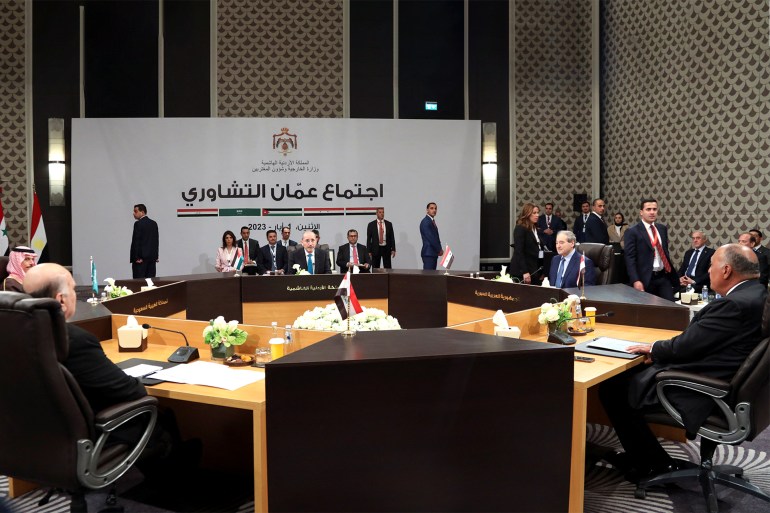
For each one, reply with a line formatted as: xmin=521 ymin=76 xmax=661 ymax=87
xmin=86 ymin=297 xmax=100 ymax=305
xmin=342 ymin=330 xmax=356 ymax=337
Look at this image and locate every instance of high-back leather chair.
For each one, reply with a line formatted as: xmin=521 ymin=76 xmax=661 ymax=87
xmin=0 ymin=255 xmax=9 ymax=282
xmin=0 ymin=291 xmax=158 ymax=511
xmin=577 ymin=243 xmax=614 ymax=284
xmin=636 ymin=295 xmax=770 ymax=512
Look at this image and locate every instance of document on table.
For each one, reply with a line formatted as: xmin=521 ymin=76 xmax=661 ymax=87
xmin=147 ymin=361 xmax=265 ymax=391
xmin=586 ymin=337 xmax=641 ymax=353
xmin=123 ymin=363 xmax=164 ymax=378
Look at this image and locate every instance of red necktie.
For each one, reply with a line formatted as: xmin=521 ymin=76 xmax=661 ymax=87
xmin=353 ymin=245 xmax=359 ymax=264
xmin=650 ymin=225 xmax=672 ymax=273
xmin=378 ymin=221 xmax=384 ymax=244
xmin=244 ymin=241 xmax=249 ymax=262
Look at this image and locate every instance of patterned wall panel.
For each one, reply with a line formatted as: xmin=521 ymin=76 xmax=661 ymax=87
xmin=602 ymin=0 xmax=770 ymax=264
xmin=0 ymin=0 xmax=27 ymax=245
xmin=514 ymin=0 xmax=593 ymax=225
xmin=217 ymin=0 xmax=343 ymax=118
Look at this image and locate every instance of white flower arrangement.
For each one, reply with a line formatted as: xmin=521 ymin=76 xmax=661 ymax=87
xmin=292 ymin=263 xmax=310 ymax=276
xmin=492 ymin=265 xmax=515 ymax=283
xmin=202 ymin=316 xmax=248 ymax=349
xmin=537 ymin=299 xmax=573 ymax=328
xmin=103 ymin=277 xmax=133 ymax=299
xmin=293 ymin=303 xmax=401 ymax=332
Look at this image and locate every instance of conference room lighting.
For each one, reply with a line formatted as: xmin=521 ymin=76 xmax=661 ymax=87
xmin=48 ymin=118 xmax=66 ymax=206
xmin=482 ymin=122 xmax=497 ymax=204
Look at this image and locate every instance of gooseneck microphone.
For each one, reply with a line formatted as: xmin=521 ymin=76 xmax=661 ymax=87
xmin=142 ymin=323 xmax=200 ymax=363
xmin=568 ymin=311 xmax=615 ymax=321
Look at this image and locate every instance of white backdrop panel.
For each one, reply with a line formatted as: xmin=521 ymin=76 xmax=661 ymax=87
xmin=72 ymin=118 xmax=480 ymax=284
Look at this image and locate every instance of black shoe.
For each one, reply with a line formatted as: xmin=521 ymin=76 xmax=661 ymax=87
xmin=624 ymin=460 xmax=679 ymax=484
xmin=603 ymin=450 xmax=633 ymax=473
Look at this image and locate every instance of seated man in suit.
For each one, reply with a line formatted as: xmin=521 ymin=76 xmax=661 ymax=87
xmin=280 ymin=226 xmax=298 ymax=248
xmin=337 ymin=229 xmax=372 ymax=273
xmin=678 ymin=230 xmax=714 ymax=291
xmin=257 ymin=229 xmax=289 ymax=275
xmin=289 ymin=230 xmax=332 ymax=274
xmin=599 ymin=244 xmax=766 ymax=483
xmin=548 ymin=230 xmax=596 ymax=288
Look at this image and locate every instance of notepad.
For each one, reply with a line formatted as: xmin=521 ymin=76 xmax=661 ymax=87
xmin=122 ymin=363 xmax=164 ymax=378
xmin=586 ymin=337 xmax=639 ymax=353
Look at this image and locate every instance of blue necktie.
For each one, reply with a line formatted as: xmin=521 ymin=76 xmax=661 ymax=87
xmin=685 ymin=249 xmax=699 ymax=277
xmin=270 ymin=246 xmax=276 ymax=271
xmin=555 ymin=257 xmax=565 ymax=287
xmin=307 ymin=253 xmax=314 ymax=274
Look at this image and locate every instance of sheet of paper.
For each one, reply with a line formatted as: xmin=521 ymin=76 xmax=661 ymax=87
xmin=147 ymin=361 xmax=264 ymax=391
xmin=586 ymin=337 xmax=641 ymax=353
xmin=122 ymin=364 xmax=164 ymax=378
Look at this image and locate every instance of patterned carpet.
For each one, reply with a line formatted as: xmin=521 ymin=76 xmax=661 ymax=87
xmin=2 ymin=424 xmax=769 ymax=512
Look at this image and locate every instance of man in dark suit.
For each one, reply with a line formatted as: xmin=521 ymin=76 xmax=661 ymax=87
xmin=279 ymin=226 xmax=298 ymax=248
xmin=548 ymin=230 xmax=596 ymax=288
xmin=130 ymin=203 xmax=159 ymax=279
xmin=584 ymin=198 xmax=610 ymax=244
xmin=572 ymin=201 xmax=591 ymax=243
xmin=537 ymin=202 xmax=567 ymax=252
xmin=366 ymin=207 xmax=396 ymax=268
xmin=750 ymin=230 xmax=770 ymax=286
xmin=236 ymin=226 xmax=259 ymax=267
xmin=623 ymin=198 xmax=679 ymax=300
xmin=419 ymin=202 xmax=443 ymax=270
xmin=599 ymin=244 xmax=766 ymax=482
xmin=337 ymin=229 xmax=372 ymax=273
xmin=289 ymin=230 xmax=332 ymax=274
xmin=678 ymin=230 xmax=714 ymax=291
xmin=257 ymin=229 xmax=289 ymax=275
xmin=738 ymin=232 xmax=769 ymax=287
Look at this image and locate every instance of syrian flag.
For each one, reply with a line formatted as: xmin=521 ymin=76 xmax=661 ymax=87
xmin=90 ymin=256 xmax=99 ymax=294
xmin=30 ymin=188 xmax=47 ymax=261
xmin=335 ymin=271 xmax=363 ymax=320
xmin=577 ymin=252 xmax=586 ymax=286
xmin=0 ymin=188 xmax=8 ymax=256
xmin=440 ymin=244 xmax=454 ymax=269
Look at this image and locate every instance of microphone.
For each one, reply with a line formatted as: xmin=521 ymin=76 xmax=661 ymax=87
xmin=566 ymin=311 xmax=615 ymax=321
xmin=142 ymin=323 xmax=200 ymax=363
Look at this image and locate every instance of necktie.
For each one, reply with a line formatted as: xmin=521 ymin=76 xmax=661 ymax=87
xmin=244 ymin=241 xmax=249 ymax=262
xmin=270 ymin=246 xmax=276 ymax=271
xmin=650 ymin=224 xmax=672 ymax=273
xmin=685 ymin=249 xmax=699 ymax=277
xmin=555 ymin=257 xmax=565 ymax=288
xmin=432 ymin=218 xmax=437 ymax=229
xmin=307 ymin=253 xmax=314 ymax=274
xmin=546 ymin=216 xmax=551 ymax=227
xmin=378 ymin=220 xmax=384 ymax=244
xmin=352 ymin=245 xmax=359 ymax=264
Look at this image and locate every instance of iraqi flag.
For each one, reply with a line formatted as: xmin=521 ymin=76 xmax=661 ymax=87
xmin=440 ymin=244 xmax=454 ymax=269
xmin=0 ymin=188 xmax=8 ymax=256
xmin=31 ymin=189 xmax=48 ymax=261
xmin=577 ymin=252 xmax=586 ymax=286
xmin=335 ymin=271 xmax=363 ymax=320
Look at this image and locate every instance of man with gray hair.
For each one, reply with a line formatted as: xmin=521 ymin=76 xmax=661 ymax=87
xmin=600 ymin=244 xmax=766 ymax=483
xmin=678 ymin=230 xmax=714 ymax=291
xmin=547 ymin=230 xmax=596 ymax=288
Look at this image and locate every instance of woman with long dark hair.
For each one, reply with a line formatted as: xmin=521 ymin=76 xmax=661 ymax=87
xmin=509 ymin=203 xmax=544 ymax=284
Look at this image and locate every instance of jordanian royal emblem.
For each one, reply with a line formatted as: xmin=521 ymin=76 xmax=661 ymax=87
xmin=273 ymin=127 xmax=298 ymax=156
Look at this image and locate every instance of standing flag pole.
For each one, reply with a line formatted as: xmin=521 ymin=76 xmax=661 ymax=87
xmin=0 ymin=186 xmax=8 ymax=256
xmin=578 ymin=250 xmax=587 ymax=300
xmin=88 ymin=256 xmax=99 ymax=304
xmin=335 ymin=271 xmax=363 ymax=337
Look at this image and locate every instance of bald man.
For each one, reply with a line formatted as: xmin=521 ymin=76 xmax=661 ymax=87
xmin=599 ymin=244 xmax=766 ymax=483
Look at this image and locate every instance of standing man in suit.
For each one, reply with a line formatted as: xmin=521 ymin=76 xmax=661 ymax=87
xmin=367 ymin=207 xmax=396 ymax=269
xmin=337 ymin=229 xmax=372 ymax=273
xmin=678 ymin=230 xmax=714 ymax=292
xmin=584 ymin=198 xmax=610 ymax=244
xmin=738 ymin=232 xmax=769 ymax=286
xmin=573 ymin=201 xmax=591 ymax=243
xmin=623 ymin=198 xmax=679 ymax=300
xmin=599 ymin=244 xmax=765 ymax=482
xmin=537 ymin=202 xmax=567 ymax=252
xmin=419 ymin=202 xmax=443 ymax=270
xmin=289 ymin=230 xmax=331 ymax=274
xmin=548 ymin=230 xmax=596 ymax=288
xmin=236 ymin=226 xmax=259 ymax=267
xmin=257 ymin=229 xmax=289 ymax=275
xmin=280 ymin=226 xmax=298 ymax=248
xmin=749 ymin=230 xmax=770 ymax=284
xmin=130 ymin=203 xmax=159 ymax=279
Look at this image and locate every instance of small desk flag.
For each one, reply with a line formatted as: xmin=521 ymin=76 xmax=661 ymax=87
xmin=440 ymin=245 xmax=454 ymax=270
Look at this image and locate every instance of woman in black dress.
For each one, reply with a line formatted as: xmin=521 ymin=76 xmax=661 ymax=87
xmin=509 ymin=203 xmax=544 ymax=284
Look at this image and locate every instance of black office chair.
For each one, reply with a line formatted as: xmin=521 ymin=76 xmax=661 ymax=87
xmin=636 ymin=329 xmax=770 ymax=511
xmin=0 ymin=292 xmax=158 ymax=512
xmin=578 ymin=243 xmax=614 ymax=284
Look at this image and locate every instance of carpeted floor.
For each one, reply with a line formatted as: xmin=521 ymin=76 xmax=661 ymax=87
xmin=2 ymin=424 xmax=769 ymax=512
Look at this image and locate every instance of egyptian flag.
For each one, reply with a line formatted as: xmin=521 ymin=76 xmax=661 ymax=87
xmin=577 ymin=252 xmax=586 ymax=286
xmin=335 ymin=271 xmax=363 ymax=320
xmin=30 ymin=188 xmax=48 ymax=262
xmin=0 ymin=187 xmax=8 ymax=256
xmin=440 ymin=244 xmax=454 ymax=269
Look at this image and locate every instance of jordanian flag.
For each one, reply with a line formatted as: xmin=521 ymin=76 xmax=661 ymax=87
xmin=262 ymin=208 xmax=303 ymax=216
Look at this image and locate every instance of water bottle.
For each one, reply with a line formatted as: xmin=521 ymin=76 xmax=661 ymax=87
xmin=284 ymin=324 xmax=293 ymax=354
xmin=701 ymin=286 xmax=708 ymax=303
xmin=685 ymin=284 xmax=693 ymax=294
